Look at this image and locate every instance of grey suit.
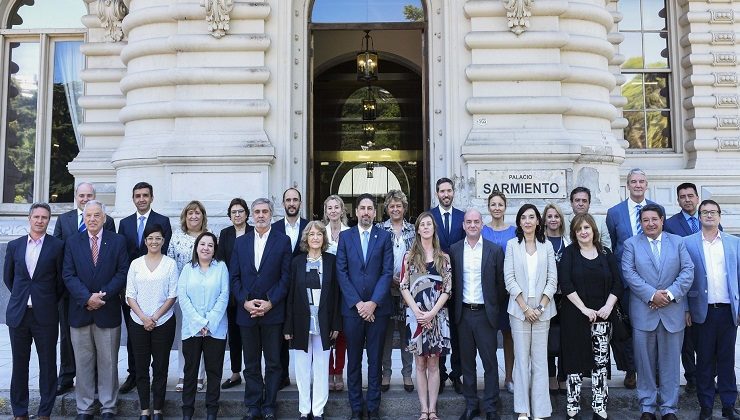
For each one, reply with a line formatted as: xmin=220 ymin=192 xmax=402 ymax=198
xmin=622 ymin=232 xmax=694 ymax=416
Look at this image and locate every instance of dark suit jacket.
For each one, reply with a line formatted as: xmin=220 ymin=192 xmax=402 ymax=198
xmin=335 ymin=225 xmax=394 ymax=317
xmin=53 ymin=208 xmax=115 ymax=242
xmin=4 ymin=234 xmax=65 ymax=328
xmin=606 ymin=199 xmax=664 ymax=265
xmin=430 ymin=206 xmax=465 ymax=253
xmin=230 ymin=229 xmax=292 ymax=326
xmin=62 ymin=230 xmax=130 ymax=328
xmin=272 ymin=218 xmax=309 ymax=256
xmin=118 ymin=210 xmax=173 ymax=263
xmin=449 ymin=238 xmax=505 ymax=329
xmin=284 ymin=252 xmax=342 ymax=351
xmin=217 ymin=225 xmax=254 ymax=269
xmin=664 ymin=211 xmax=723 ymax=237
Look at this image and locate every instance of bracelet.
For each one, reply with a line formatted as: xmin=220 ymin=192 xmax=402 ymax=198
xmin=523 ymin=307 xmax=532 ymax=313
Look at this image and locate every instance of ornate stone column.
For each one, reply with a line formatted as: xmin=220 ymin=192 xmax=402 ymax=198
xmin=461 ymin=0 xmax=624 ymax=211
xmin=111 ymin=0 xmax=273 ymax=214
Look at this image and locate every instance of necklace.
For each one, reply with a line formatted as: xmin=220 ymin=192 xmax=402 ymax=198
xmin=307 ymin=254 xmax=322 ymax=263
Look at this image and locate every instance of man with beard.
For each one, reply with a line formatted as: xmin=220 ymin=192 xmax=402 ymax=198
xmin=272 ymin=187 xmax=309 ymax=388
xmin=336 ymin=194 xmax=393 ymax=420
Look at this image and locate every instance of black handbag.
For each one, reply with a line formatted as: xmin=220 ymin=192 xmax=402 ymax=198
xmin=611 ymin=302 xmax=632 ymax=341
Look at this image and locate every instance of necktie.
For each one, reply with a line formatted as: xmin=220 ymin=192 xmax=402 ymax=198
xmin=78 ymin=215 xmax=86 ymax=233
xmin=635 ymin=204 xmax=643 ymax=235
xmin=362 ymin=231 xmax=369 ymax=262
xmin=444 ymin=212 xmax=450 ymax=235
xmin=137 ymin=215 xmax=146 ymax=245
xmin=91 ymin=236 xmax=99 ymax=266
xmin=651 ymin=239 xmax=660 ymax=263
xmin=689 ymin=216 xmax=699 ymax=233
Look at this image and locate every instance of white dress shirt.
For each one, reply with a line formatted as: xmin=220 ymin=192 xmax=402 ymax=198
xmin=326 ymin=223 xmax=349 ymax=255
xmin=703 ymin=232 xmax=729 ymax=304
xmin=526 ymin=250 xmax=538 ymax=298
xmin=462 ymin=236 xmax=484 ymax=304
xmin=25 ymin=235 xmax=45 ymax=306
xmin=284 ymin=218 xmax=300 ymax=251
xmin=628 ymin=198 xmax=647 ymax=236
xmin=438 ymin=205 xmax=452 ymax=234
xmin=255 ymin=228 xmax=270 ymax=270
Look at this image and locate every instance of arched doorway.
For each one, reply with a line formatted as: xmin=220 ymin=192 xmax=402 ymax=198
xmin=307 ymin=0 xmax=428 ymax=222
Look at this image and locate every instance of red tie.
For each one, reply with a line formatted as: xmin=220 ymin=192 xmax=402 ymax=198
xmin=91 ymin=236 xmax=99 ymax=266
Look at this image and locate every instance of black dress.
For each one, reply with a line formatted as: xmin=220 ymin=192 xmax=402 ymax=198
xmin=558 ymin=245 xmax=623 ymax=375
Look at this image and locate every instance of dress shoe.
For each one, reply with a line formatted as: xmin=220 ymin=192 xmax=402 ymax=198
xmin=206 ymin=414 xmax=217 ymax=420
xmin=639 ymin=413 xmax=657 ymax=420
xmin=119 ymin=375 xmax=137 ymax=394
xmin=486 ymin=412 xmax=501 ymax=420
xmin=624 ymin=371 xmax=637 ymax=389
xmin=381 ymin=376 xmax=390 ymax=392
xmin=368 ymin=411 xmax=381 ymax=420
xmin=459 ymin=408 xmax=480 ymax=420
xmin=700 ymin=407 xmax=713 ymax=420
xmin=222 ymin=376 xmax=242 ymax=389
xmin=723 ymin=407 xmax=740 ymax=419
xmin=57 ymin=382 xmax=74 ymax=395
xmin=280 ymin=377 xmax=291 ymax=389
xmin=314 ymin=416 xmax=323 ymax=420
xmin=152 ymin=414 xmax=163 ymax=420
xmin=139 ymin=415 xmax=151 ymax=420
xmin=101 ymin=413 xmax=116 ymax=419
xmin=300 ymin=416 xmax=309 ymax=420
xmin=452 ymin=377 xmax=462 ymax=394
xmin=685 ymin=379 xmax=697 ymax=393
xmin=76 ymin=415 xmax=94 ymax=420
xmin=404 ymin=376 xmax=415 ymax=392
xmin=662 ymin=413 xmax=678 ymax=420
xmin=13 ymin=417 xmax=28 ymax=420
xmin=37 ymin=417 xmax=50 ymax=420
xmin=183 ymin=415 xmax=193 ymax=420
xmin=348 ymin=412 xmax=362 ymax=420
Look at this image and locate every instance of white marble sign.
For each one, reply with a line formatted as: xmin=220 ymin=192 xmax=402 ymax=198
xmin=476 ymin=170 xmax=567 ymax=199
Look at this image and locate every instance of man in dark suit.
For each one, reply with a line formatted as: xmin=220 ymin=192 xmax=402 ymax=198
xmin=271 ymin=187 xmax=308 ymax=387
xmin=428 ymin=177 xmax=465 ymax=393
xmin=52 ymin=181 xmax=115 ymax=395
xmin=606 ymin=168 xmax=663 ymax=389
xmin=685 ymin=200 xmax=740 ymax=420
xmin=4 ymin=203 xmax=64 ymax=420
xmin=336 ymin=193 xmax=393 ymax=420
xmin=63 ymin=200 xmax=129 ymax=419
xmin=230 ymin=198 xmax=292 ymax=420
xmin=449 ymin=208 xmax=505 ymax=420
xmin=116 ymin=181 xmax=172 ymax=394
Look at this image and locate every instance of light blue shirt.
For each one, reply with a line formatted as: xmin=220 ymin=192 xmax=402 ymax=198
xmin=177 ymin=260 xmax=229 ymax=339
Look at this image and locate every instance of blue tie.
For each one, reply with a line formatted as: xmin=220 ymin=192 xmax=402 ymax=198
xmin=635 ymin=204 xmax=643 ymax=235
xmin=651 ymin=239 xmax=661 ymax=264
xmin=444 ymin=212 xmax=450 ymax=235
xmin=689 ymin=216 xmax=699 ymax=233
xmin=361 ymin=231 xmax=369 ymax=262
xmin=137 ymin=215 xmax=146 ymax=245
xmin=78 ymin=215 xmax=86 ymax=233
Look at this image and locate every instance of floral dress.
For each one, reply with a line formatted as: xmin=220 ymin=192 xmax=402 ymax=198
xmin=400 ymin=259 xmax=452 ymax=356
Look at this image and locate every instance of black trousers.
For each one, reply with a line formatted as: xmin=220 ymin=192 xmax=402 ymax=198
xmin=9 ymin=308 xmax=58 ymax=417
xmin=241 ymin=323 xmax=283 ymax=417
xmin=130 ymin=316 xmax=176 ymax=411
xmin=681 ymin=323 xmax=697 ymax=383
xmin=57 ymin=296 xmax=76 ymax=387
xmin=440 ymin=303 xmax=461 ymax=382
xmin=121 ymin=300 xmax=137 ymax=377
xmin=181 ymin=335 xmax=226 ymax=416
xmin=458 ymin=308 xmax=500 ymax=415
xmin=227 ymin=301 xmax=243 ymax=374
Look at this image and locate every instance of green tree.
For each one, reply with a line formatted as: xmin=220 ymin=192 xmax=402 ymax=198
xmin=403 ymin=5 xmax=424 ymax=22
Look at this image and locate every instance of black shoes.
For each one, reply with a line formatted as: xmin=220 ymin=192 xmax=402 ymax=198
xmin=222 ymin=376 xmax=243 ymax=389
xmin=152 ymin=414 xmax=163 ymax=420
xmin=206 ymin=414 xmax=217 ymax=420
xmin=686 ymin=379 xmax=697 ymax=393
xmin=662 ymin=413 xmax=677 ymax=420
xmin=459 ymin=408 xmax=480 ymax=420
xmin=57 ymin=382 xmax=74 ymax=396
xmin=138 ymin=416 xmax=150 ymax=420
xmin=452 ymin=377 xmax=463 ymax=394
xmin=119 ymin=375 xmax=137 ymax=394
xmin=368 ymin=411 xmax=380 ymax=420
xmin=723 ymin=407 xmax=740 ymax=420
xmin=624 ymin=371 xmax=637 ymax=389
xmin=280 ymin=377 xmax=291 ymax=390
xmin=101 ymin=413 xmax=115 ymax=419
xmin=348 ymin=412 xmax=362 ymax=420
xmin=639 ymin=413 xmax=657 ymax=420
xmin=486 ymin=412 xmax=501 ymax=420
xmin=75 ymin=415 xmax=94 ymax=420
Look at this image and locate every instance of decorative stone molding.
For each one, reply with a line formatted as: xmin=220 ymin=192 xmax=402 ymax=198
xmin=717 ymin=116 xmax=740 ymax=130
xmin=712 ymin=52 xmax=737 ymax=66
xmin=202 ymin=0 xmax=235 ymax=39
xmin=718 ymin=137 xmax=740 ymax=151
xmin=711 ymin=31 xmax=735 ymax=44
xmin=715 ymin=95 xmax=739 ymax=108
xmin=504 ymin=0 xmax=533 ymax=35
xmin=97 ymin=0 xmax=129 ymax=42
xmin=710 ymin=10 xmax=734 ymax=24
xmin=714 ymin=72 xmax=738 ymax=87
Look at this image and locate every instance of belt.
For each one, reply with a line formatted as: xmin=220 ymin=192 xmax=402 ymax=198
xmin=462 ymin=302 xmax=485 ymax=310
xmin=708 ymin=303 xmax=730 ymax=308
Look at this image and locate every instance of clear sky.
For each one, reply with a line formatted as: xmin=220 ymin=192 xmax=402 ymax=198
xmin=311 ymin=0 xmax=423 ymax=23
xmin=9 ymin=0 xmax=85 ymax=29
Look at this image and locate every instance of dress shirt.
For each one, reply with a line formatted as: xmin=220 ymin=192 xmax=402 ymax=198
xmin=703 ymin=231 xmax=729 ymax=304
xmin=462 ymin=236 xmax=484 ymax=304
xmin=526 ymin=250 xmax=538 ymax=298
xmin=125 ymin=255 xmax=178 ymax=326
xmin=325 ymin=223 xmax=349 ymax=255
xmin=682 ymin=211 xmax=700 ymax=233
xmin=438 ymin=205 xmax=452 ymax=234
xmin=284 ymin=218 xmax=300 ymax=251
xmin=358 ymin=225 xmax=372 ymax=245
xmin=177 ymin=260 xmax=229 ymax=339
xmin=254 ymin=228 xmax=271 ymax=270
xmin=628 ymin=198 xmax=647 ymax=236
xmin=25 ymin=235 xmax=45 ymax=305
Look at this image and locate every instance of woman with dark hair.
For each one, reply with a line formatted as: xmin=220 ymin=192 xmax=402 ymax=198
xmin=284 ymin=221 xmax=341 ymax=420
xmin=178 ymin=232 xmax=229 ymax=420
xmin=559 ymin=213 xmax=622 ymax=420
xmin=125 ymin=223 xmax=178 ymax=420
xmin=504 ymin=204 xmax=558 ymax=420
xmin=217 ymin=198 xmax=253 ymax=389
xmin=400 ymin=211 xmax=451 ymax=420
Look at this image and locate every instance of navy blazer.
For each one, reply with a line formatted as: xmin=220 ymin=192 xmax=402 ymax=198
xmin=53 ymin=208 xmax=115 ymax=241
xmin=272 ymin=218 xmax=309 ymax=256
xmin=118 ymin=210 xmax=173 ymax=262
xmin=664 ymin=211 xmax=723 ymax=237
xmin=62 ymin=230 xmax=130 ymax=328
xmin=606 ymin=199 xmax=664 ymax=265
xmin=229 ymin=229 xmax=292 ymax=326
xmin=429 ymin=206 xmax=465 ymax=253
xmin=335 ymin=225 xmax=394 ymax=318
xmin=4 ymin=234 xmax=65 ymax=328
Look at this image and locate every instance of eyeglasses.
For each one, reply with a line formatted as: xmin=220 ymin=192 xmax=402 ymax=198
xmin=230 ymin=209 xmax=246 ymax=215
xmin=146 ymin=236 xmax=164 ymax=242
xmin=700 ymin=210 xmax=720 ymax=216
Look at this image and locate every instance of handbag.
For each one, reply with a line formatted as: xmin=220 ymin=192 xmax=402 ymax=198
xmin=547 ymin=322 xmax=560 ymax=354
xmin=611 ymin=302 xmax=632 ymax=341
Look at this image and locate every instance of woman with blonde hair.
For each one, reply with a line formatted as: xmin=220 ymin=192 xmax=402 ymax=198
xmin=542 ymin=202 xmax=567 ymax=395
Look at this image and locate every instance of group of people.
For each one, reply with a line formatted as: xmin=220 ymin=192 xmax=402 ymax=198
xmin=4 ymin=170 xmax=740 ymax=420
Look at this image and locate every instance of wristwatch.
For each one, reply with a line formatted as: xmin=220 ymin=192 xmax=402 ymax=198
xmin=535 ymin=304 xmax=544 ymax=312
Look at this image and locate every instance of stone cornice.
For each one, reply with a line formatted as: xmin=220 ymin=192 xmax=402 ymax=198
xmin=203 ymin=0 xmax=235 ymax=39
xmin=97 ymin=0 xmax=129 ymax=42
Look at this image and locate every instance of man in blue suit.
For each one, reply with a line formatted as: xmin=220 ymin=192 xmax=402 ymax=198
xmin=606 ymin=168 xmax=663 ymax=389
xmin=230 ymin=197 xmax=292 ymax=420
xmin=271 ymin=187 xmax=308 ymax=388
xmin=63 ymin=200 xmax=130 ymax=419
xmin=336 ymin=193 xmax=393 ymax=420
xmin=52 ymin=181 xmax=115 ymax=396
xmin=622 ymin=203 xmax=694 ymax=420
xmin=685 ymin=200 xmax=740 ymax=420
xmin=428 ymin=177 xmax=465 ymax=393
xmin=4 ymin=203 xmax=64 ymax=420
xmin=116 ymin=181 xmax=172 ymax=394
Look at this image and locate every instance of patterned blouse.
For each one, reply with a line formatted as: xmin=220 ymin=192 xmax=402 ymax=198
xmin=167 ymin=228 xmax=208 ymax=274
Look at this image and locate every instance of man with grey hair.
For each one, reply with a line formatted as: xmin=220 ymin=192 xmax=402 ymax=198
xmin=230 ymin=198 xmax=292 ymax=420
xmin=52 ymin=182 xmax=115 ymax=396
xmin=606 ymin=169 xmax=664 ymax=389
xmin=63 ymin=200 xmax=129 ymax=419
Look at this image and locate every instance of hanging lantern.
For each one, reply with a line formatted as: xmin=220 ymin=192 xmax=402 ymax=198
xmin=366 ymin=161 xmax=375 ymax=178
xmin=357 ymin=30 xmax=378 ymax=81
xmin=362 ymin=86 xmax=376 ymax=121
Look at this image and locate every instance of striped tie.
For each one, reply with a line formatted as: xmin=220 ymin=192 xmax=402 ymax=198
xmin=635 ymin=204 xmax=643 ymax=235
xmin=90 ymin=236 xmax=99 ymax=266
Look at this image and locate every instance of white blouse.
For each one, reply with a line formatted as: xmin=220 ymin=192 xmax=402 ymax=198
xmin=125 ymin=255 xmax=178 ymax=326
xmin=526 ymin=251 xmax=538 ymax=298
xmin=325 ymin=223 xmax=349 ymax=255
